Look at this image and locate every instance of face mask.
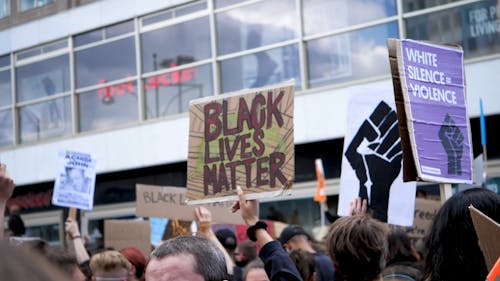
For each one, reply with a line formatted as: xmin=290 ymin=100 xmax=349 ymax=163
xmin=235 ymin=260 xmax=248 ymax=267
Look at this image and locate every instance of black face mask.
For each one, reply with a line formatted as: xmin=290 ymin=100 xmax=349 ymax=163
xmin=235 ymin=260 xmax=248 ymax=268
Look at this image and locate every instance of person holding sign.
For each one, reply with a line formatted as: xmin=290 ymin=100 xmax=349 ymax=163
xmin=232 ymin=187 xmax=303 ymax=281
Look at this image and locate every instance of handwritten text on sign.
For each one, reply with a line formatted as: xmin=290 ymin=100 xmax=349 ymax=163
xmin=187 ymin=82 xmax=294 ymax=202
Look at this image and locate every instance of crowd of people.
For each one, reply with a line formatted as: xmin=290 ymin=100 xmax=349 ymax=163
xmin=1 ymin=163 xmax=499 ymax=281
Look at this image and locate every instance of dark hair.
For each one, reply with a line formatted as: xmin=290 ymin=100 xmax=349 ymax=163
xmin=425 ymin=188 xmax=500 ymax=281
xmin=20 ymin=239 xmax=79 ymax=276
xmin=386 ymin=230 xmax=417 ymax=265
xmin=236 ymin=240 xmax=257 ymax=262
xmin=8 ymin=214 xmax=26 ymax=236
xmin=289 ymin=249 xmax=316 ymax=281
xmin=0 ymin=240 xmax=74 ymax=281
xmin=120 ymin=247 xmax=147 ymax=281
xmin=326 ymin=215 xmax=388 ymax=281
xmin=150 ymin=235 xmax=227 ymax=281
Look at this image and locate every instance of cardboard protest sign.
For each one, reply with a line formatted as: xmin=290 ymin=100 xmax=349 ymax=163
xmin=338 ymin=85 xmax=416 ymax=225
xmin=104 ymin=220 xmax=151 ymax=258
xmin=469 ymin=205 xmax=500 ymax=271
xmin=136 ymin=184 xmax=243 ymax=224
xmin=52 ymin=150 xmax=97 ymax=210
xmin=187 ymin=81 xmax=295 ymax=204
xmin=388 ymin=39 xmax=473 ymax=184
xmin=390 ymin=198 xmax=441 ymax=239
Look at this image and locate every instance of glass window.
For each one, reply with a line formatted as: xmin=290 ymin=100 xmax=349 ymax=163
xmin=406 ymin=0 xmax=500 ymax=58
xmin=307 ymin=22 xmax=398 ymax=87
xmin=16 ymin=55 xmax=70 ymax=102
xmin=19 ymin=97 xmax=71 ymax=143
xmin=74 ymin=29 xmax=103 ymax=47
xmin=220 ymin=44 xmax=301 ymax=93
xmin=0 ymin=55 xmax=9 ymax=68
xmin=141 ymin=17 xmax=211 ymax=73
xmin=105 ymin=20 xmax=134 ymax=38
xmin=78 ymin=81 xmax=138 ymax=132
xmin=214 ymin=0 xmax=247 ymax=9
xmin=303 ymin=0 xmax=397 ymax=36
xmin=142 ymin=10 xmax=173 ymax=26
xmin=175 ymin=1 xmax=207 ymax=16
xmin=0 ymin=70 xmax=11 ymax=107
xmin=0 ymin=109 xmax=13 ymax=147
xmin=216 ymin=0 xmax=297 ymax=55
xmin=75 ymin=37 xmax=136 ymax=89
xmin=17 ymin=40 xmax=67 ymax=61
xmin=0 ymin=0 xmax=9 ymax=18
xmin=403 ymin=0 xmax=457 ymax=12
xmin=19 ymin=0 xmax=54 ymax=12
xmin=144 ymin=64 xmax=213 ymax=119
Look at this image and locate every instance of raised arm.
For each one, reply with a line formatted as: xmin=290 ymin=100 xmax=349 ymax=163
xmin=233 ymin=187 xmax=303 ymax=281
xmin=195 ymin=206 xmax=235 ymax=275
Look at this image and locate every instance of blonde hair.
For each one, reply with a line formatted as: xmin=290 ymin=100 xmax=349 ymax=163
xmin=90 ymin=250 xmax=132 ymax=273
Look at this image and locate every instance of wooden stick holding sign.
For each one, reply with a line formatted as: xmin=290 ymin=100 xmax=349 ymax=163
xmin=186 ymin=81 xmax=295 ymax=204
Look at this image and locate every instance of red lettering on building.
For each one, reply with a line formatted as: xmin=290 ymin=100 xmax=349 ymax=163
xmin=7 ymin=190 xmax=53 ymax=211
xmin=97 ymin=66 xmax=197 ymax=101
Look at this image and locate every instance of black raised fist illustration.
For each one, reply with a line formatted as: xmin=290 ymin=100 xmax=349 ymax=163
xmin=345 ymin=101 xmax=402 ymax=222
xmin=439 ymin=114 xmax=464 ymax=175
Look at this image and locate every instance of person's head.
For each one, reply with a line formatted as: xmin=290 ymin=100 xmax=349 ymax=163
xmin=233 ymin=240 xmax=257 ymax=267
xmin=7 ymin=214 xmax=26 ymax=237
xmin=289 ymin=249 xmax=316 ymax=281
xmin=386 ymin=230 xmax=419 ymax=265
xmin=20 ymin=239 xmax=86 ymax=281
xmin=214 ymin=228 xmax=237 ymax=256
xmin=0 ymin=240 xmax=74 ymax=281
xmin=120 ymin=247 xmax=147 ymax=281
xmin=425 ymin=188 xmax=500 ymax=281
xmin=146 ymin=235 xmax=227 ymax=281
xmin=326 ymin=215 xmax=389 ymax=281
xmin=279 ymin=225 xmax=313 ymax=252
xmin=242 ymin=259 xmax=269 ymax=281
xmin=90 ymin=250 xmax=133 ymax=281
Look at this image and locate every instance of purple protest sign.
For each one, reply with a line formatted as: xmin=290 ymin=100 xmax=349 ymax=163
xmin=399 ymin=40 xmax=472 ymax=183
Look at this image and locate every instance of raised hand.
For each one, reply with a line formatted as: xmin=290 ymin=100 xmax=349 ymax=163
xmin=439 ymin=114 xmax=464 ymax=175
xmin=0 ymin=164 xmax=15 ymax=203
xmin=345 ymin=101 xmax=402 ymax=222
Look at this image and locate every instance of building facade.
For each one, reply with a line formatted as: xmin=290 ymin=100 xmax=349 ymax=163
xmin=1 ymin=0 xmax=499 ymax=245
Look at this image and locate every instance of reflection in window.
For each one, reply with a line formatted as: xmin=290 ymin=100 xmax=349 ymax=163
xmin=144 ymin=64 xmax=213 ymax=119
xmin=141 ymin=17 xmax=211 ymax=73
xmin=220 ymin=44 xmax=301 ymax=93
xmin=403 ymin=0 xmax=456 ymax=12
xmin=307 ymin=22 xmax=398 ymax=87
xmin=0 ymin=109 xmax=13 ymax=147
xmin=78 ymin=81 xmax=138 ymax=132
xmin=19 ymin=97 xmax=71 ymax=143
xmin=0 ymin=70 xmax=11 ymax=107
xmin=216 ymin=0 xmax=297 ymax=55
xmin=75 ymin=37 xmax=136 ymax=89
xmin=19 ymin=0 xmax=54 ymax=12
xmin=0 ymin=0 xmax=8 ymax=18
xmin=25 ymin=224 xmax=61 ymax=247
xmin=0 ymin=55 xmax=9 ymax=68
xmin=215 ymin=0 xmax=247 ymax=9
xmin=16 ymin=55 xmax=70 ymax=102
xmin=303 ymin=0 xmax=396 ymax=36
xmin=406 ymin=0 xmax=500 ymax=58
